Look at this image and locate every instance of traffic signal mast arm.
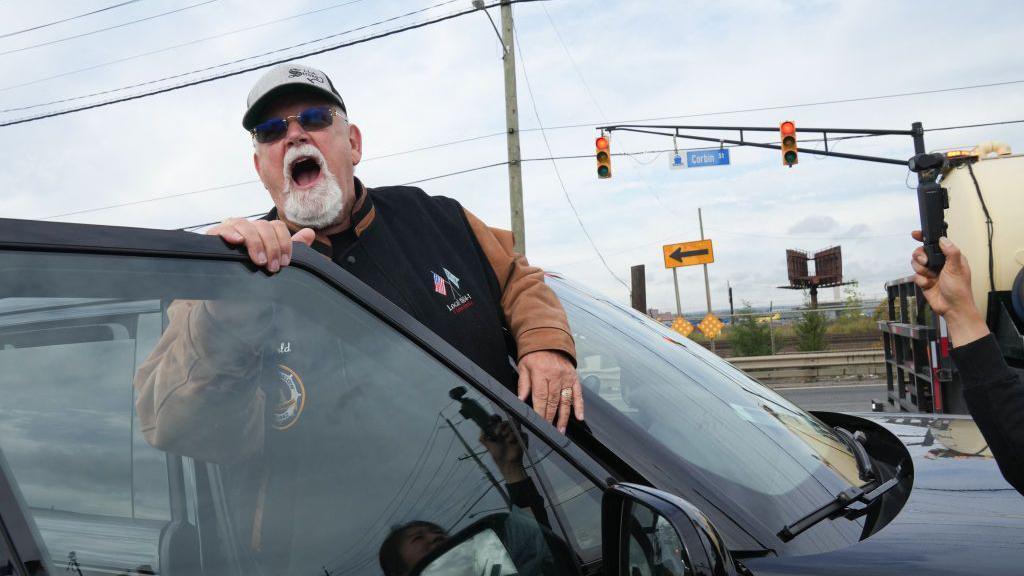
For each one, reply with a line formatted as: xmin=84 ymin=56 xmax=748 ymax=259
xmin=595 ymin=120 xmax=953 ymax=274
xmin=596 ymin=123 xmax=918 ymax=166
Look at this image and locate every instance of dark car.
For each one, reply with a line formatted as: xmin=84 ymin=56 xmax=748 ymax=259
xmin=0 ymin=218 xmax=1021 ymax=576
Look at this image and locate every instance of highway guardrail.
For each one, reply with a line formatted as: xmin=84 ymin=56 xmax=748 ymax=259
xmin=727 ymin=350 xmax=884 ymax=384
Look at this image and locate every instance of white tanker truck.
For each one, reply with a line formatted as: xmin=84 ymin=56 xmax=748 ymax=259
xmin=880 ymin=141 xmax=1024 ymax=413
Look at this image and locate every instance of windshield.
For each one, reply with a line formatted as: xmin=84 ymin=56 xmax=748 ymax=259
xmin=549 ymin=275 xmax=867 ymax=543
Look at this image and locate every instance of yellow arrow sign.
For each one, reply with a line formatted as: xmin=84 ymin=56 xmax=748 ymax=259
xmin=663 ymin=239 xmax=714 ymax=269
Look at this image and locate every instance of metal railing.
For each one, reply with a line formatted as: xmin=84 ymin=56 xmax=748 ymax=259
xmin=728 ymin=350 xmax=885 ymax=384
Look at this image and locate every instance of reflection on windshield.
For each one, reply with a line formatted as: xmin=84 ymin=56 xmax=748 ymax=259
xmin=550 ymin=276 xmax=866 ymax=510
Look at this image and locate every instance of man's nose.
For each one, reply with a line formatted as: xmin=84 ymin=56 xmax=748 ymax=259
xmin=284 ymin=118 xmax=310 ymax=147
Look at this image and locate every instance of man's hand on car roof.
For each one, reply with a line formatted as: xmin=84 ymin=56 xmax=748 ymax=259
xmin=209 ymin=218 xmax=316 ymax=273
xmin=518 ymin=350 xmax=583 ymax=434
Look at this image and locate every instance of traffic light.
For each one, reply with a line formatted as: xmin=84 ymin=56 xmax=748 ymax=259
xmin=780 ymin=121 xmax=798 ymax=167
xmin=596 ymin=135 xmax=611 ymax=179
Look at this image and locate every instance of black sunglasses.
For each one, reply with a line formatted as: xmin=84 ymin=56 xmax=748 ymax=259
xmin=251 ymin=106 xmax=342 ymax=144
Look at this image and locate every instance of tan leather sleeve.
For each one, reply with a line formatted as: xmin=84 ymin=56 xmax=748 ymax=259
xmin=463 ymin=208 xmax=576 ymax=364
xmin=133 ymin=300 xmax=266 ymax=464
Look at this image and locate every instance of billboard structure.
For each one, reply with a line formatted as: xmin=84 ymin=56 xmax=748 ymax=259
xmin=780 ymin=246 xmax=848 ymax=308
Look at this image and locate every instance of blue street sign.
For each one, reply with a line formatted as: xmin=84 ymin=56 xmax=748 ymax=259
xmin=685 ymin=148 xmax=730 ymax=168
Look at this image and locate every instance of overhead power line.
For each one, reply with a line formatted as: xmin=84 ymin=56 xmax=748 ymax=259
xmin=513 ymin=19 xmax=630 ymax=293
xmin=0 ymin=0 xmax=368 ymax=94
xmin=0 ymin=0 xmax=144 ymax=40
xmin=540 ymin=4 xmax=608 ymax=121
xmin=0 ymin=0 xmax=541 ymax=128
xmin=0 ymin=0 xmax=217 ymax=57
xmin=361 ymin=79 xmax=1024 ymax=162
xmin=41 ymin=117 xmax=1024 ymax=226
xmin=41 ymin=180 xmax=260 ymax=221
xmin=0 ymin=0 xmax=456 ymax=114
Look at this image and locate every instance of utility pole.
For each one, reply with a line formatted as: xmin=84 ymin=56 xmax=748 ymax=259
xmin=630 ymin=264 xmax=647 ymax=314
xmin=445 ymin=416 xmax=510 ymax=507
xmin=699 ymin=208 xmax=714 ymax=352
xmin=499 ymin=1 xmax=525 ymax=254
xmin=728 ymin=281 xmax=734 ymax=324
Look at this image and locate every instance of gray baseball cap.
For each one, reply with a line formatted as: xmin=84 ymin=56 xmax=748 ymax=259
xmin=242 ymin=63 xmax=347 ymax=130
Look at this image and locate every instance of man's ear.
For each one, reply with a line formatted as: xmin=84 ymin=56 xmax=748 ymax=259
xmin=348 ymin=123 xmax=363 ymax=166
xmin=253 ymin=151 xmax=261 ymax=176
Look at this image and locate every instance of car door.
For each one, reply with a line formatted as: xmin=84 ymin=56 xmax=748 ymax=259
xmin=0 ymin=218 xmax=611 ymax=576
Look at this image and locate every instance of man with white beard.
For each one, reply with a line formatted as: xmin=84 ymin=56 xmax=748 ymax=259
xmin=130 ymin=64 xmax=584 ymax=571
xmin=136 ymin=63 xmax=581 ymax=439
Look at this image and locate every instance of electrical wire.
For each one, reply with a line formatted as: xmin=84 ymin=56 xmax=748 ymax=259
xmin=0 ymin=0 xmax=460 ymax=115
xmin=41 ymin=179 xmax=261 ymax=221
xmin=540 ymin=4 xmax=608 ymax=120
xmin=0 ymin=0 xmax=217 ymax=57
xmin=0 ymin=0 xmax=542 ymax=128
xmin=0 ymin=0 xmax=369 ymax=95
xmin=927 ymin=119 xmax=1024 ymax=132
xmin=0 ymin=0 xmax=144 ymax=40
xmin=555 ymin=79 xmax=1024 ymax=131
xmin=328 ymin=409 xmax=448 ymax=570
xmin=39 ymin=114 xmax=1015 ymax=224
xmin=353 ymin=114 xmax=1023 ymax=167
xmin=966 ymin=162 xmax=996 ymax=293
xmin=42 ymin=117 xmax=1020 ymax=225
xmin=513 ymin=20 xmax=630 ymax=293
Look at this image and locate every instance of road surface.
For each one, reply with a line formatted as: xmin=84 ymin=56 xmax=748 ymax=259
xmin=775 ymin=381 xmax=887 ymax=413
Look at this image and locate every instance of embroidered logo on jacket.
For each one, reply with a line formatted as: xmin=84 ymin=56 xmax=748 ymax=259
xmin=431 ymin=267 xmax=475 ymax=315
xmin=272 ymin=364 xmax=306 ymax=430
xmin=432 ymin=272 xmax=447 ymax=296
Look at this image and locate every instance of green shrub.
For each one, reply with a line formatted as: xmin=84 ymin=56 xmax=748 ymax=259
xmin=795 ymin=310 xmax=827 ymax=351
xmin=729 ymin=304 xmax=773 ymax=357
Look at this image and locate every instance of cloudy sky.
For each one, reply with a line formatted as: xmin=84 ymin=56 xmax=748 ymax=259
xmin=1 ymin=0 xmax=1021 ymax=313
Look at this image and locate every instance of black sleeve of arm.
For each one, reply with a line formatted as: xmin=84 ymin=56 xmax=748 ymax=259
xmin=952 ymin=334 xmax=1024 ymax=496
xmin=507 ymin=478 xmax=552 ymax=529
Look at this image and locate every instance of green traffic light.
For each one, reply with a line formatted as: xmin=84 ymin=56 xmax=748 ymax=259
xmin=598 ymin=165 xmax=610 ymax=178
xmin=784 ymin=151 xmax=797 ymax=164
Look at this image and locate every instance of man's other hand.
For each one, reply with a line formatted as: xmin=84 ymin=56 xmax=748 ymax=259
xmin=208 ymin=218 xmax=315 ymax=272
xmin=517 ymin=350 xmax=583 ymax=434
xmin=911 ymin=231 xmax=988 ymax=346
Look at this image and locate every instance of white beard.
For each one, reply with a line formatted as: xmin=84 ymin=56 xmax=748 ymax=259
xmin=281 ymin=144 xmax=344 ymax=229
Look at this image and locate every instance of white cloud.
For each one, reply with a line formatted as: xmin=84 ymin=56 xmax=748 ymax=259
xmin=0 ymin=0 xmax=1022 ymax=313
xmin=787 ymin=215 xmax=840 ymax=234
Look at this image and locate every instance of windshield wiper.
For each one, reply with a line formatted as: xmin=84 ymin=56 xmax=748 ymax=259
xmin=777 ymin=464 xmax=904 ymax=543
xmin=833 ymin=426 xmax=875 ymax=483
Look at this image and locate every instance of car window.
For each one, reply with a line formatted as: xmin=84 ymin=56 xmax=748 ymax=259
xmin=0 ymin=296 xmax=170 ymax=575
xmin=549 ymin=276 xmax=867 ymax=540
xmin=524 ymin=439 xmax=604 ymax=563
xmin=0 ymin=528 xmax=14 ymax=576
xmin=0 ymin=250 xmax=591 ymax=576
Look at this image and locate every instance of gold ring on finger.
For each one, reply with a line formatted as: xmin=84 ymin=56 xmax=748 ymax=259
xmin=560 ymin=388 xmax=573 ymax=400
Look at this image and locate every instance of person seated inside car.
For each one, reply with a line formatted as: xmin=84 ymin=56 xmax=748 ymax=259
xmin=377 ymin=422 xmax=573 ymax=576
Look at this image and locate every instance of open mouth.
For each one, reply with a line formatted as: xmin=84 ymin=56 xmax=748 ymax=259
xmin=289 ymin=156 xmax=323 ymax=188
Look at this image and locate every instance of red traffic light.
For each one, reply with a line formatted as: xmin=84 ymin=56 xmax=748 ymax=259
xmin=779 ymin=121 xmax=798 ymax=167
xmin=596 ymin=135 xmax=612 ymax=179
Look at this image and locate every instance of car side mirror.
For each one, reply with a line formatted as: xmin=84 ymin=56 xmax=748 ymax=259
xmin=602 ymin=483 xmax=736 ymax=576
